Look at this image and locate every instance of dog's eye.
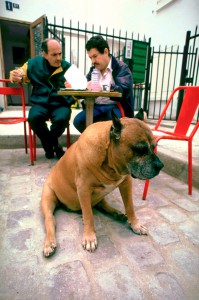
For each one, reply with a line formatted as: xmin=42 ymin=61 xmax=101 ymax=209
xmin=132 ymin=143 xmax=149 ymax=155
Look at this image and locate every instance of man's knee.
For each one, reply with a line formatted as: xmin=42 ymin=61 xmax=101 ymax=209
xmin=53 ymin=114 xmax=70 ymax=128
xmin=28 ymin=109 xmax=39 ymax=127
xmin=73 ymin=114 xmax=85 ymax=133
xmin=28 ymin=105 xmax=47 ymax=123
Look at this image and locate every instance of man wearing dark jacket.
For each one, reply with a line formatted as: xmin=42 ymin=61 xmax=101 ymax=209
xmin=73 ymin=35 xmax=134 ymax=133
xmin=10 ymin=38 xmax=74 ymax=159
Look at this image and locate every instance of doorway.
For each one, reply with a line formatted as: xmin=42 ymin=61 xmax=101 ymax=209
xmin=0 ymin=19 xmax=31 ymax=105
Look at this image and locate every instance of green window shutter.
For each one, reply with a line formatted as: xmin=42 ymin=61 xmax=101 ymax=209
xmin=132 ymin=40 xmax=148 ymax=84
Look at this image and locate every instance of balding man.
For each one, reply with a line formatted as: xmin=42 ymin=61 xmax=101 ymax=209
xmin=10 ymin=38 xmax=74 ymax=159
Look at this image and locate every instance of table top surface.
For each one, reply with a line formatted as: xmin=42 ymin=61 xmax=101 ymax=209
xmin=58 ymin=89 xmax=122 ymax=97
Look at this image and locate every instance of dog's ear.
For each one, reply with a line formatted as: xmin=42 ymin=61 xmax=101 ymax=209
xmin=134 ymin=108 xmax=147 ymax=122
xmin=110 ymin=109 xmax=122 ymax=140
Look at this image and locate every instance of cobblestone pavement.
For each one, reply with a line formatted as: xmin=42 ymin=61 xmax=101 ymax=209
xmin=0 ymin=148 xmax=199 ymax=300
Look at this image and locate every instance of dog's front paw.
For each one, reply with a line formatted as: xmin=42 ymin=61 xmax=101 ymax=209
xmin=43 ymin=239 xmax=57 ymax=257
xmin=82 ymin=232 xmax=97 ymax=252
xmin=129 ymin=219 xmax=148 ymax=235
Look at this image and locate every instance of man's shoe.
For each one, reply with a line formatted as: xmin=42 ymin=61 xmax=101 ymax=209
xmin=54 ymin=145 xmax=65 ymax=159
xmin=45 ymin=150 xmax=54 ymax=159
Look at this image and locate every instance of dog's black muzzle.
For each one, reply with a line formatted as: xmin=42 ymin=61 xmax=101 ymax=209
xmin=130 ymin=155 xmax=164 ymax=180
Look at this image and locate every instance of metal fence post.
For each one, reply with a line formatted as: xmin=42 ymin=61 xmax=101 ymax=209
xmin=176 ymin=30 xmax=191 ymax=119
xmin=143 ymin=38 xmax=151 ymax=113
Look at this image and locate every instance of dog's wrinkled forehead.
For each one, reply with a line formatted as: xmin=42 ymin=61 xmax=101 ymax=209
xmin=124 ymin=118 xmax=153 ymax=137
xmin=124 ymin=119 xmax=155 ymax=144
xmin=111 ymin=116 xmax=154 ymax=141
xmin=110 ymin=109 xmax=156 ymax=150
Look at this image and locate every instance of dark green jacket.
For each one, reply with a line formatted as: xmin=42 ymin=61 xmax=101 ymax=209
xmin=27 ymin=56 xmax=74 ymax=107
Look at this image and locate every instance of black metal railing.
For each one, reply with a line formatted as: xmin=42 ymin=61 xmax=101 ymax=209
xmin=45 ymin=18 xmax=199 ymax=122
xmin=147 ymin=26 xmax=199 ymax=121
xmin=46 ymin=17 xmax=150 ymax=111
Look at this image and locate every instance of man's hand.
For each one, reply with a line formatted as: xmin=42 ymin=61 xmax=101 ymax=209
xmin=64 ymin=80 xmax=72 ymax=88
xmin=11 ymin=68 xmax=24 ymax=83
xmin=87 ymin=81 xmax=101 ymax=91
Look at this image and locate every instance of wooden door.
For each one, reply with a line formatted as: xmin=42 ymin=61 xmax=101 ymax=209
xmin=30 ymin=15 xmax=46 ymax=58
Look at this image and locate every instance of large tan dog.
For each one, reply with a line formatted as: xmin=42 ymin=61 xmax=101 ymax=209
xmin=41 ymin=110 xmax=164 ymax=256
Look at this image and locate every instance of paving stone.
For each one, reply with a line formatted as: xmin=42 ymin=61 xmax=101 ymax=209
xmin=178 ymin=222 xmax=199 ymax=245
xmin=148 ymin=223 xmax=179 ymax=245
xmin=6 ymin=229 xmax=34 ymax=251
xmin=56 ymin=234 xmax=79 ymax=256
xmin=0 ymin=148 xmax=199 ymax=299
xmin=34 ymin=164 xmax=52 ymax=176
xmin=123 ymin=241 xmax=164 ymax=268
xmin=10 ymin=195 xmax=31 ymax=208
xmin=0 ymin=170 xmax=8 ymax=180
xmin=55 ymin=209 xmax=82 ymax=234
xmin=134 ymin=199 xmax=148 ymax=209
xmin=160 ymin=187 xmax=180 ymax=198
xmin=148 ymin=272 xmax=186 ymax=300
xmin=0 ymin=176 xmax=8 ymax=190
xmin=146 ymin=195 xmax=169 ymax=207
xmin=105 ymin=218 xmax=139 ymax=239
xmin=48 ymin=260 xmax=92 ymax=299
xmin=9 ymin=175 xmax=30 ymax=185
xmin=186 ymin=192 xmax=199 ymax=202
xmin=0 ymin=258 xmax=45 ymax=300
xmin=35 ymin=176 xmax=47 ymax=186
xmin=136 ymin=207 xmax=163 ymax=224
xmin=158 ymin=207 xmax=188 ymax=223
xmin=171 ymin=248 xmax=199 ymax=276
xmin=11 ymin=167 xmax=31 ymax=176
xmin=0 ymin=159 xmax=14 ymax=167
xmin=0 ymin=214 xmax=7 ymax=248
xmin=94 ymin=264 xmax=143 ymax=300
xmin=171 ymin=198 xmax=199 ymax=212
xmin=192 ymin=213 xmax=199 ymax=222
xmin=4 ymin=182 xmax=32 ymax=195
xmin=93 ymin=212 xmax=108 ymax=232
xmin=86 ymin=235 xmax=119 ymax=263
xmin=0 ymin=194 xmax=9 ymax=212
xmin=0 ymin=149 xmax=14 ymax=159
xmin=7 ymin=210 xmax=33 ymax=228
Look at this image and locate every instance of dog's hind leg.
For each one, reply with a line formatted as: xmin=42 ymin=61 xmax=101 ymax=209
xmin=95 ymin=198 xmax=127 ymax=222
xmin=41 ymin=183 xmax=59 ymax=257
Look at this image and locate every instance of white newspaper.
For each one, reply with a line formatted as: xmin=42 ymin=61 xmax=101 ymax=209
xmin=64 ymin=64 xmax=87 ymax=90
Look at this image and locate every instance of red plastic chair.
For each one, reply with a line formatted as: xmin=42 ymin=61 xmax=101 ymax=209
xmin=0 ymin=79 xmax=34 ymax=165
xmin=32 ymin=126 xmax=71 ymax=161
xmin=116 ymin=101 xmax=125 ymax=117
xmin=142 ymin=86 xmax=199 ymax=199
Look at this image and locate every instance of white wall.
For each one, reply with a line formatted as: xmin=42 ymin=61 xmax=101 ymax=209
xmin=147 ymin=0 xmax=199 ymax=48
xmin=0 ymin=0 xmax=198 ymax=48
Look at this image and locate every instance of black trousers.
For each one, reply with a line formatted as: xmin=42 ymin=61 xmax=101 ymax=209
xmin=28 ymin=104 xmax=71 ymax=152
